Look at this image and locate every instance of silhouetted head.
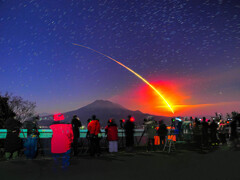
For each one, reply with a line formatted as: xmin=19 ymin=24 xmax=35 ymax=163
xmin=195 ymin=118 xmax=198 ymax=123
xmin=129 ymin=116 xmax=135 ymax=122
xmin=128 ymin=115 xmax=132 ymax=119
xmin=159 ymin=120 xmax=164 ymax=124
xmin=10 ymin=112 xmax=16 ymax=118
xmin=92 ymin=115 xmax=96 ymax=120
xmin=108 ymin=119 xmax=112 ymax=124
xmin=147 ymin=116 xmax=153 ymax=121
xmin=73 ymin=115 xmax=78 ymax=119
xmin=233 ymin=113 xmax=240 ymax=122
xmin=34 ymin=115 xmax=39 ymax=122
xmin=203 ymin=117 xmax=206 ymax=122
xmin=110 ymin=119 xmax=116 ymax=125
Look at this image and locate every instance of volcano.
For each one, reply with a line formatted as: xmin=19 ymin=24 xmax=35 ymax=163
xmin=38 ymin=100 xmax=171 ymax=127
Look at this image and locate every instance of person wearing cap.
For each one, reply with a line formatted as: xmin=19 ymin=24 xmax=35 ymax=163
xmin=71 ymin=115 xmax=82 ymax=156
xmin=124 ymin=115 xmax=135 ymax=152
xmin=50 ymin=113 xmax=73 ymax=169
xmin=87 ymin=115 xmax=101 ymax=156
xmin=105 ymin=119 xmax=118 ymax=153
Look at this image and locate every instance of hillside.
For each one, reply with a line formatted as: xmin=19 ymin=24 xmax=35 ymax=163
xmin=38 ymin=100 xmax=171 ymax=127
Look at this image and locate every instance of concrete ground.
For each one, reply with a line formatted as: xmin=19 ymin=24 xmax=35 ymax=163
xmin=0 ymin=144 xmax=239 ymax=180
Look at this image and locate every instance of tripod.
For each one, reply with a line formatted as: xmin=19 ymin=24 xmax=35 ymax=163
xmin=80 ymin=132 xmax=90 ymax=154
xmin=163 ymin=124 xmax=176 ymax=153
xmin=137 ymin=130 xmax=145 ymax=145
xmin=119 ymin=120 xmax=125 ymax=149
xmin=118 ymin=128 xmax=125 ymax=149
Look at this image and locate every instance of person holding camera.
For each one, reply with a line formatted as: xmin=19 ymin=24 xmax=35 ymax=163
xmin=124 ymin=115 xmax=135 ymax=152
xmin=144 ymin=116 xmax=157 ymax=152
xmin=71 ymin=115 xmax=82 ymax=156
xmin=157 ymin=120 xmax=168 ymax=148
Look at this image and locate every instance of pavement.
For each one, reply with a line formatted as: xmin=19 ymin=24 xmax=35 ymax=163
xmin=0 ymin=144 xmax=240 ymax=180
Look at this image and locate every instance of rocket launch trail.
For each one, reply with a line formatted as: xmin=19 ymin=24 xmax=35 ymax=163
xmin=72 ymin=43 xmax=174 ymax=114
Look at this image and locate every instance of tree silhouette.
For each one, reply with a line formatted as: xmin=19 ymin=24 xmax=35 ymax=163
xmin=0 ymin=96 xmax=15 ymax=128
xmin=0 ymin=93 xmax=36 ymax=127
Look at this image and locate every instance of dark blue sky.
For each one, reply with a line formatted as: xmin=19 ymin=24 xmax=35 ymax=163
xmin=0 ymin=0 xmax=239 ymax=116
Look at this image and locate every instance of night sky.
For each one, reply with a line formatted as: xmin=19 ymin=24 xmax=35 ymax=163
xmin=0 ymin=0 xmax=239 ymax=117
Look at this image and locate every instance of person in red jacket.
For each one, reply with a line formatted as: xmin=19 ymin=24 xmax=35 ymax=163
xmin=50 ymin=113 xmax=73 ymax=169
xmin=87 ymin=115 xmax=101 ymax=156
xmin=105 ymin=119 xmax=118 ymax=153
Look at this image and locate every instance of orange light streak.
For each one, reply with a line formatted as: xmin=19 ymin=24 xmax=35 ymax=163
xmin=72 ymin=43 xmax=174 ymax=114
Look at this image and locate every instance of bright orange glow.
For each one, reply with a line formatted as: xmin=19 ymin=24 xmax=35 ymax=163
xmin=73 ymin=43 xmax=174 ymax=114
xmin=134 ymin=81 xmax=188 ymax=116
xmin=158 ymin=101 xmax=240 ymax=113
xmin=110 ymin=75 xmax=240 ymax=116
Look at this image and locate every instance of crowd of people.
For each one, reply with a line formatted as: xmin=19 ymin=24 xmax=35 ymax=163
xmin=1 ymin=113 xmax=137 ymax=168
xmin=1 ymin=111 xmax=240 ymax=169
xmin=191 ymin=116 xmax=240 ymax=149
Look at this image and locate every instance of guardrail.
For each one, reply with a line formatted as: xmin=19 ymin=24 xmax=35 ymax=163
xmin=0 ymin=129 xmax=145 ymax=139
xmin=1 ymin=127 xmax=238 ymax=139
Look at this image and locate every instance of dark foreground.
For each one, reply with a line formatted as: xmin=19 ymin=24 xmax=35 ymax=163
xmin=0 ymin=145 xmax=239 ymax=180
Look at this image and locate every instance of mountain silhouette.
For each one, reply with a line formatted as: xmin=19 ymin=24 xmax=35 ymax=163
xmin=38 ymin=100 xmax=171 ymax=127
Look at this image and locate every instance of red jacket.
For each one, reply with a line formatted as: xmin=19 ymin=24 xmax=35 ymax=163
xmin=88 ymin=120 xmax=100 ymax=135
xmin=50 ymin=124 xmax=73 ymax=153
xmin=105 ymin=125 xmax=118 ymax=141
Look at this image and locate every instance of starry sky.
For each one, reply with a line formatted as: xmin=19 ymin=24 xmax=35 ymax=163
xmin=0 ymin=0 xmax=239 ymax=117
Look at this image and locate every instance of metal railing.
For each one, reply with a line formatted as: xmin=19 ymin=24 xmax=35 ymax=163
xmin=0 ymin=129 xmax=145 ymax=139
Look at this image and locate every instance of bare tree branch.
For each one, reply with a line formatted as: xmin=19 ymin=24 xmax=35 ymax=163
xmin=4 ymin=93 xmax=36 ymax=122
